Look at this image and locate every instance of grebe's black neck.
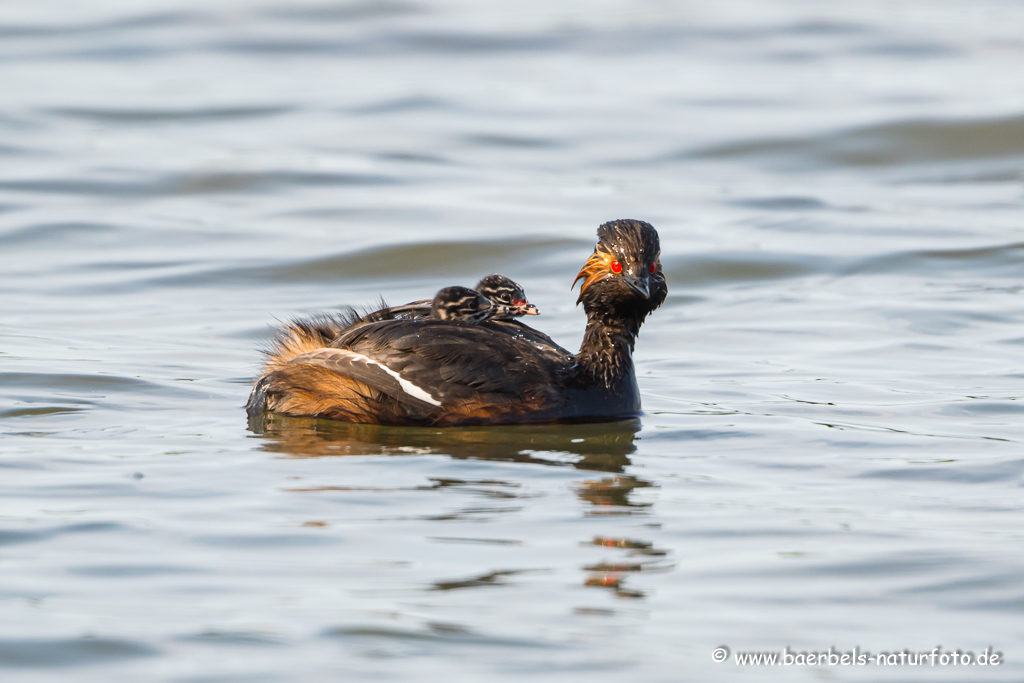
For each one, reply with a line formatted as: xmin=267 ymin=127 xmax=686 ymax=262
xmin=574 ymin=302 xmax=647 ymax=389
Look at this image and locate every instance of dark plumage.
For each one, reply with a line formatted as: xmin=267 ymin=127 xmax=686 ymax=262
xmin=247 ymin=219 xmax=666 ymax=426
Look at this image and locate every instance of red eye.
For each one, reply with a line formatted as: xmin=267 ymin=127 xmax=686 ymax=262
xmin=649 ymin=262 xmax=656 ymax=273
xmin=610 ymin=260 xmax=622 ymax=274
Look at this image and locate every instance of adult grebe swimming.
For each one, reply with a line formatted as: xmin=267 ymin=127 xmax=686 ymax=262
xmin=246 ymin=219 xmax=666 ymax=426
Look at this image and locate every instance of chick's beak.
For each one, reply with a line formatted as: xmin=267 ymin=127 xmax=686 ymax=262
xmin=519 ymin=303 xmax=540 ymax=316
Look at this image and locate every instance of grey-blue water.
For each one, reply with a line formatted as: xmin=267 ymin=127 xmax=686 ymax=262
xmin=2 ymin=1 xmax=1024 ymax=681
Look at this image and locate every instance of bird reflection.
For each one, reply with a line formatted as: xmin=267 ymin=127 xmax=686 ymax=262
xmin=575 ymin=475 xmax=653 ymax=512
xmin=249 ymin=414 xmax=666 ymax=599
xmin=249 ymin=412 xmax=641 ymax=474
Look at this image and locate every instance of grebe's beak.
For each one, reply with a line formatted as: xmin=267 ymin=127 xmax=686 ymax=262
xmin=623 ymin=275 xmax=650 ymax=300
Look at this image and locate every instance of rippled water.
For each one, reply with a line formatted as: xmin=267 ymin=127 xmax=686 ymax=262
xmin=3 ymin=1 xmax=1024 ymax=680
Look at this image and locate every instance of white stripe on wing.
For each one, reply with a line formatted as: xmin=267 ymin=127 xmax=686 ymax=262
xmin=290 ymin=348 xmax=442 ymax=407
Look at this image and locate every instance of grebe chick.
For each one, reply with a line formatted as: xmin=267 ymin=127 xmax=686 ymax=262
xmin=430 ymin=285 xmax=510 ymax=323
xmin=363 ymin=274 xmax=537 ymax=323
xmin=474 ymin=274 xmax=538 ymax=319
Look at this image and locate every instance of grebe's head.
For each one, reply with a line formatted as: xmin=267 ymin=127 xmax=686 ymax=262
xmin=430 ymin=286 xmax=495 ymax=323
xmin=572 ymin=219 xmax=667 ymax=317
xmin=475 ymin=274 xmax=539 ymax=318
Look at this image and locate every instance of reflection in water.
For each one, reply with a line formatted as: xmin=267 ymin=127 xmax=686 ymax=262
xmin=576 ymin=476 xmax=654 ymax=513
xmin=250 ymin=413 xmax=641 ymax=473
xmin=430 ymin=569 xmax=534 ymax=591
xmin=590 ymin=536 xmax=669 ymax=557
xmin=582 ymin=537 xmax=674 ymax=600
xmin=286 ymin=477 xmax=522 ymax=498
xmin=252 ymin=414 xmax=668 ymax=598
xmin=584 ymin=574 xmax=646 ymax=599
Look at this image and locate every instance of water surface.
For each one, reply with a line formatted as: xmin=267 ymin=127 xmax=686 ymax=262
xmin=3 ymin=1 xmax=1024 ymax=681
